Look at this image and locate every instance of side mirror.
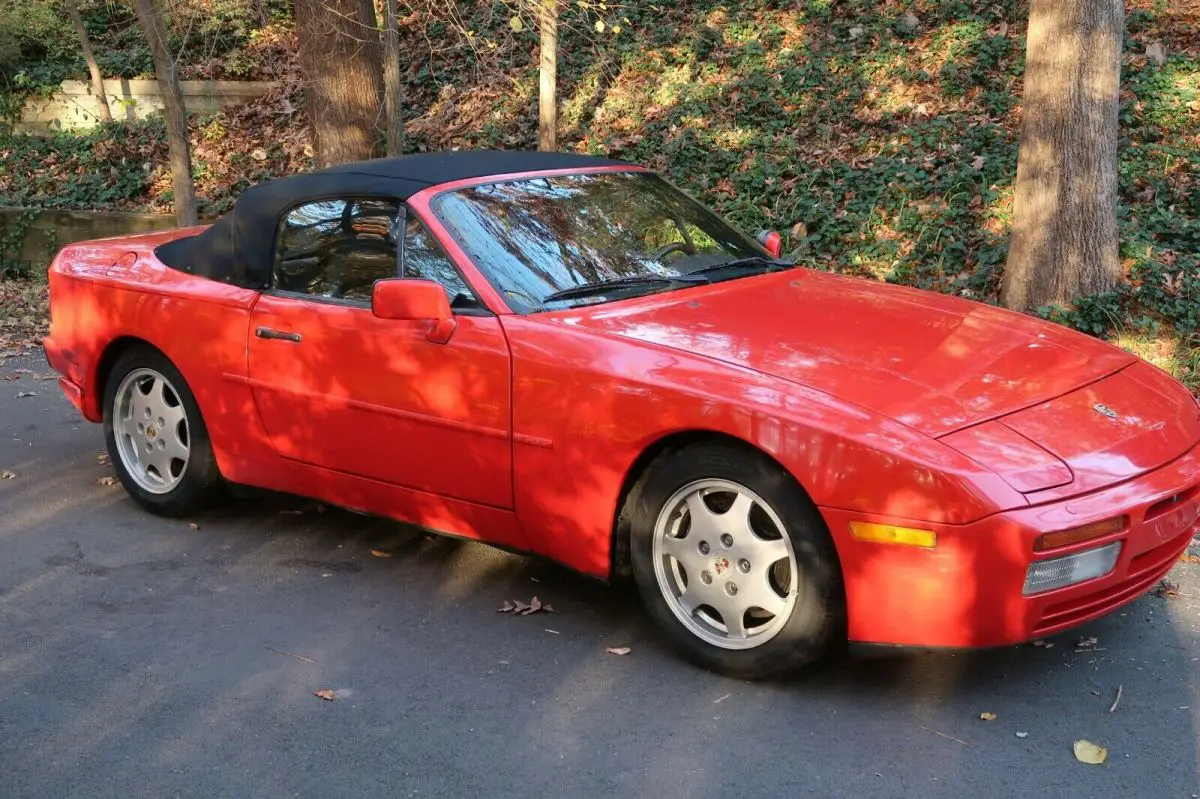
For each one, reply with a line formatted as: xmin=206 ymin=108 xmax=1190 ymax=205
xmin=756 ymin=230 xmax=783 ymax=259
xmin=372 ymin=278 xmax=456 ymax=344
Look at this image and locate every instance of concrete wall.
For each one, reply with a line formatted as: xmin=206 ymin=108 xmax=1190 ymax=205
xmin=0 ymin=206 xmax=180 ymax=276
xmin=16 ymin=79 xmax=278 ymax=135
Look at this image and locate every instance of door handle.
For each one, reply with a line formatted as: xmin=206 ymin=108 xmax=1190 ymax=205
xmin=255 ymin=327 xmax=302 ymax=343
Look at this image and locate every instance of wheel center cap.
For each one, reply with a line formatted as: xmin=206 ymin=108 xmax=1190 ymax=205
xmin=147 ymin=423 xmax=158 ymax=440
xmin=712 ymin=555 xmax=732 ymax=576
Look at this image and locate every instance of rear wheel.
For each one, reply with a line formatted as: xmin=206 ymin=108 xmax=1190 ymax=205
xmin=103 ymin=346 xmax=223 ymax=516
xmin=625 ymin=442 xmax=844 ymax=679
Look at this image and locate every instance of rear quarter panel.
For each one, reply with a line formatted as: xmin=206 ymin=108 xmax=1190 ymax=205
xmin=45 ymin=231 xmax=273 ymax=473
xmin=501 ymin=316 xmax=1026 ymax=577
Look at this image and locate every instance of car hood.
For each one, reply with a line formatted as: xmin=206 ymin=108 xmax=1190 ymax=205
xmin=552 ymin=268 xmax=1137 ymax=437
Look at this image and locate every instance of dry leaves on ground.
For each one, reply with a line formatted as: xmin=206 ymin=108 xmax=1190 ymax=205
xmin=1 ymin=470 xmax=15 ymax=480
xmin=1073 ymin=739 xmax=1108 ymax=765
xmin=314 ymin=688 xmax=336 ymax=701
xmin=1151 ymin=580 xmax=1180 ymax=598
xmin=606 ymin=647 xmax=632 ymax=656
xmin=497 ymin=596 xmax=554 ymax=615
xmin=96 ymin=476 xmax=117 ymax=486
xmin=370 ymin=549 xmax=393 ymax=558
xmin=979 ymin=712 xmax=997 ymax=721
xmin=15 ymin=391 xmax=36 ymax=398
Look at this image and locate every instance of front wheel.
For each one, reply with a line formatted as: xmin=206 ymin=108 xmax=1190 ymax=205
xmin=103 ymin=346 xmax=223 ymax=517
xmin=625 ymin=442 xmax=845 ymax=679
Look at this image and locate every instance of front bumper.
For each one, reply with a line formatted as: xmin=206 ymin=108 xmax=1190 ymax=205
xmin=822 ymin=438 xmax=1200 ymax=648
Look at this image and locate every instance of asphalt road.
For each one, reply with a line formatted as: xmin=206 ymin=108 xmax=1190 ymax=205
xmin=2 ymin=351 xmax=1199 ymax=798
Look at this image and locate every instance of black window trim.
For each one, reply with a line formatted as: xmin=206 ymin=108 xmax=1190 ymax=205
xmin=399 ymin=200 xmax=490 ymax=316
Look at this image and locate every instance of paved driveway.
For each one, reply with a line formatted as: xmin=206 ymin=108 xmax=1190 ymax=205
xmin=1 ymin=352 xmax=1198 ymax=797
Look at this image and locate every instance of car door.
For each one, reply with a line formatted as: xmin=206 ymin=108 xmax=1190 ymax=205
xmin=246 ymin=197 xmax=513 ymax=509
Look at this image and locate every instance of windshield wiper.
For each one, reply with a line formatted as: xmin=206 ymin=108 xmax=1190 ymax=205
xmin=541 ymin=274 xmax=708 ymax=304
xmin=685 ymin=256 xmax=795 ymax=279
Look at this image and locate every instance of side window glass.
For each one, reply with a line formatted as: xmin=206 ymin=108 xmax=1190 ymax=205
xmin=274 ymin=198 xmax=400 ymax=303
xmin=402 ymin=217 xmax=478 ymax=310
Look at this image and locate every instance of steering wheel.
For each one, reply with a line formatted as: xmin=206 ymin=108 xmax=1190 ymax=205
xmin=651 ymin=241 xmax=692 ymax=260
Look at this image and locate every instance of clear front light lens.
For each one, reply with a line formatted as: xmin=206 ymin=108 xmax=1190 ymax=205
xmin=1023 ymin=542 xmax=1122 ymax=596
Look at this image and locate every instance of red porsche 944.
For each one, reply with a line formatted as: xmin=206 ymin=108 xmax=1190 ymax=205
xmin=43 ymin=151 xmax=1200 ymax=677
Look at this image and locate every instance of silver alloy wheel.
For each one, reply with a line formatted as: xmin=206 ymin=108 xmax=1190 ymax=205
xmin=652 ymin=478 xmax=798 ymax=650
xmin=112 ymin=367 xmax=191 ymax=495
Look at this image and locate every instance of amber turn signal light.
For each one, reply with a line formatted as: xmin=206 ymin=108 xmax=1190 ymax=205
xmin=1033 ymin=516 xmax=1126 ymax=553
xmin=849 ymin=521 xmax=937 ymax=548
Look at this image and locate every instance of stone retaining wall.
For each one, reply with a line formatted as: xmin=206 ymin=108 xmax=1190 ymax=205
xmin=17 ymin=79 xmax=278 ymax=135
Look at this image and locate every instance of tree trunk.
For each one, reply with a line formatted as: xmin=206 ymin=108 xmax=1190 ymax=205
xmin=293 ymin=0 xmax=385 ymax=167
xmin=382 ymin=0 xmax=404 ymax=156
xmin=132 ymin=0 xmax=198 ymax=226
xmin=65 ymin=0 xmax=112 ymax=123
xmin=537 ymin=0 xmax=558 ymax=152
xmin=1001 ymin=0 xmax=1124 ymax=312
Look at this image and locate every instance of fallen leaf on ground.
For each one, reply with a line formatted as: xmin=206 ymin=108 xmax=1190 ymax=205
xmin=979 ymin=712 xmax=997 ymax=721
xmin=606 ymin=647 xmax=632 ymax=656
xmin=1145 ymin=41 xmax=1167 ymax=66
xmin=1179 ymin=552 xmax=1200 ymax=564
xmin=1 ymin=470 xmax=15 ymax=480
xmin=1151 ymin=580 xmax=1180 ymax=598
xmin=189 ymin=522 xmax=200 ymax=530
xmin=1015 ymin=731 xmax=1028 ymax=739
xmin=370 ymin=549 xmax=392 ymax=558
xmin=1 ymin=373 xmax=19 ymax=381
xmin=15 ymin=391 xmax=36 ymax=398
xmin=1031 ymin=639 xmax=1055 ymax=648
xmin=971 ymin=155 xmax=985 ymax=170
xmin=499 ymin=596 xmax=552 ymax=616
xmin=97 ymin=476 xmax=117 ymax=486
xmin=313 ymin=688 xmax=336 ymax=701
xmin=1073 ymin=739 xmax=1107 ymax=764
xmin=97 ymin=453 xmax=111 ymax=465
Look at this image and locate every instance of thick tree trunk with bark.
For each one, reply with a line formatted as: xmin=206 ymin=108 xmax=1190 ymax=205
xmin=65 ymin=0 xmax=112 ymax=123
xmin=537 ymin=0 xmax=558 ymax=152
xmin=382 ymin=0 xmax=404 ymax=156
xmin=133 ymin=0 xmax=198 ymax=226
xmin=293 ymin=0 xmax=385 ymax=167
xmin=1001 ymin=0 xmax=1124 ymax=312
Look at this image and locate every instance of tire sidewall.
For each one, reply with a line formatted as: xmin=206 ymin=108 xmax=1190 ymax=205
xmin=626 ymin=443 xmax=844 ymax=679
xmin=102 ymin=346 xmax=221 ymax=516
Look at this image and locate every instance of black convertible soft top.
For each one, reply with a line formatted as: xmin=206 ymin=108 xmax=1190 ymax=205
xmin=156 ymin=150 xmax=628 ymax=289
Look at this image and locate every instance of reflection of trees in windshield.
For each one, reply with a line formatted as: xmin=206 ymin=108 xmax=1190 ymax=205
xmin=434 ymin=172 xmax=762 ymax=312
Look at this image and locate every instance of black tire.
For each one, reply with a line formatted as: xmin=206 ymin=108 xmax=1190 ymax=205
xmin=102 ymin=345 xmax=223 ymax=517
xmin=623 ymin=441 xmax=845 ymax=679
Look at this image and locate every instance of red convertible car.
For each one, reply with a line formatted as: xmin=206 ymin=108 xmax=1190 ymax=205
xmin=44 ymin=151 xmax=1200 ymax=677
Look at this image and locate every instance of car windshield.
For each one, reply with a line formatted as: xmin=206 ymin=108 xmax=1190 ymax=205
xmin=431 ymin=171 xmax=769 ymax=312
